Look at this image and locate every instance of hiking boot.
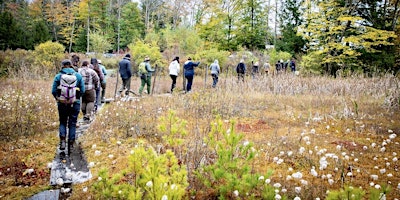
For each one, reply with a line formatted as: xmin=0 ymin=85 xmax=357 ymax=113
xmin=60 ymin=137 xmax=66 ymax=150
xmin=101 ymin=98 xmax=105 ymax=103
xmin=68 ymin=140 xmax=75 ymax=152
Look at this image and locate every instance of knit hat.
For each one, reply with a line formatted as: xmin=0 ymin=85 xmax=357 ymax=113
xmin=61 ymin=59 xmax=72 ymax=67
xmin=175 ymin=56 xmax=179 ymax=61
xmin=144 ymin=56 xmax=150 ymax=61
xmin=97 ymin=59 xmax=102 ymax=64
xmin=125 ymin=54 xmax=131 ymax=58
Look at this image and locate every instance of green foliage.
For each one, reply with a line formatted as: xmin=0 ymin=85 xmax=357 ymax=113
xmin=119 ymin=2 xmax=144 ymax=49
xmin=326 ymin=186 xmax=365 ymax=200
xmin=89 ymin=32 xmax=112 ymax=54
xmin=369 ymin=185 xmax=391 ymax=200
xmin=268 ymin=49 xmax=292 ymax=68
xmin=128 ymin=40 xmax=164 ymax=69
xmin=195 ymin=116 xmax=276 ymax=199
xmin=300 ymin=51 xmax=324 ymax=75
xmin=196 ymin=48 xmax=230 ymax=69
xmin=33 ymin=41 xmax=65 ymax=75
xmin=158 ymin=109 xmax=187 ymax=148
xmin=0 ymin=49 xmax=36 ymax=78
xmin=92 ymin=145 xmax=188 ymax=200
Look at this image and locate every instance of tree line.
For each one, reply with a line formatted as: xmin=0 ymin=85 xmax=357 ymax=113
xmin=0 ymin=0 xmax=399 ymax=75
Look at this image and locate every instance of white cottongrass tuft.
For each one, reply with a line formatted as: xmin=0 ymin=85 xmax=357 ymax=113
xmin=273 ymin=183 xmax=282 ymax=188
xmin=393 ymin=157 xmax=398 ymax=162
xmin=258 ymin=176 xmax=264 ymax=181
xmin=295 ymin=186 xmax=302 ymax=193
xmin=233 ymin=190 xmax=239 ymax=197
xmin=294 ymin=197 xmax=301 ymax=200
xmin=387 ymin=173 xmax=393 ymax=177
xmin=379 ymin=168 xmax=386 ymax=174
xmin=82 ymin=187 xmax=88 ymax=192
xmin=108 ymin=154 xmax=114 ymax=159
xmin=328 ymin=179 xmax=334 ymax=185
xmin=300 ymin=179 xmax=308 ymax=186
xmin=299 ymin=147 xmax=305 ymax=154
xmin=370 ymin=182 xmax=375 ymax=187
xmin=95 ymin=150 xmax=101 ymax=156
xmin=389 ymin=134 xmax=396 ymax=139
xmin=275 ymin=194 xmax=282 ymax=200
xmin=92 ymin=144 xmax=96 ymax=149
xmin=265 ymin=179 xmax=271 ymax=184
xmin=375 ymin=184 xmax=381 ymax=189
xmin=292 ymin=172 xmax=303 ymax=179
xmin=243 ymin=140 xmax=250 ymax=146
xmin=161 ymin=195 xmax=168 ymax=200
xmin=370 ymin=174 xmax=378 ymax=181
xmin=146 ymin=181 xmax=153 ymax=187
xmin=363 ymin=146 xmax=368 ymax=150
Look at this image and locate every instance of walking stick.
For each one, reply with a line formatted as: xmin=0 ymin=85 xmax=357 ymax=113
xmin=114 ymin=68 xmax=119 ymax=99
xmin=151 ymin=64 xmax=158 ymax=96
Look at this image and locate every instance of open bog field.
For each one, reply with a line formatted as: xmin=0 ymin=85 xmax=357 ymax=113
xmin=0 ymin=74 xmax=399 ymax=199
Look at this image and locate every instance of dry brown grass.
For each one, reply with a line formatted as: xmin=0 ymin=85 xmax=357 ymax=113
xmin=1 ymin=73 xmax=399 ymax=199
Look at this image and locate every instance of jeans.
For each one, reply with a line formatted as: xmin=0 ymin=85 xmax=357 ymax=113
xmin=211 ymin=74 xmax=218 ymax=88
xmin=58 ymin=102 xmax=80 ymax=141
xmin=81 ymin=89 xmax=96 ymax=120
xmin=170 ymin=75 xmax=177 ymax=92
xmin=185 ymin=75 xmax=194 ymax=92
xmin=95 ymin=88 xmax=100 ymax=108
xmin=139 ymin=76 xmax=152 ymax=95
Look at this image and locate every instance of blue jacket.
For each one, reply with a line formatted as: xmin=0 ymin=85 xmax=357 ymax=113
xmin=184 ymin=60 xmax=200 ymax=76
xmin=119 ymin=57 xmax=132 ymax=79
xmin=52 ymin=67 xmax=85 ymax=103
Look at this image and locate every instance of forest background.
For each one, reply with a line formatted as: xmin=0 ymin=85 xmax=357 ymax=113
xmin=0 ymin=0 xmax=400 ymax=77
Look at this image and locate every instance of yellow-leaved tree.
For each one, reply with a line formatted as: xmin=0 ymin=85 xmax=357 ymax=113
xmin=33 ymin=41 xmax=65 ymax=77
xmin=299 ymin=0 xmax=396 ymax=75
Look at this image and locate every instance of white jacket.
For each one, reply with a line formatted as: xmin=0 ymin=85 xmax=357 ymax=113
xmin=169 ymin=60 xmax=180 ymax=76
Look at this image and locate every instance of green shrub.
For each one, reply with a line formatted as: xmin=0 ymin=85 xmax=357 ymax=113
xmin=128 ymin=40 xmax=165 ymax=73
xmin=92 ymin=144 xmax=188 ymax=200
xmin=195 ymin=116 xmax=276 ymax=199
xmin=300 ymin=51 xmax=324 ymax=75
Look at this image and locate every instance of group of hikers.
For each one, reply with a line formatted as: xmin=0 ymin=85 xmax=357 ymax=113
xmin=51 ymin=53 xmax=297 ymax=152
xmin=51 ymin=55 xmax=107 ymax=151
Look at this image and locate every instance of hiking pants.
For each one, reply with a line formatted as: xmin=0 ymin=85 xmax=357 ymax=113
xmin=237 ymin=73 xmax=245 ymax=82
xmin=212 ymin=74 xmax=218 ymax=88
xmin=58 ymin=102 xmax=80 ymax=141
xmin=119 ymin=77 xmax=131 ymax=95
xmin=185 ymin=75 xmax=194 ymax=92
xmin=81 ymin=89 xmax=96 ymax=120
xmin=170 ymin=75 xmax=177 ymax=92
xmin=139 ymin=76 xmax=151 ymax=95
xmin=101 ymin=82 xmax=106 ymax=101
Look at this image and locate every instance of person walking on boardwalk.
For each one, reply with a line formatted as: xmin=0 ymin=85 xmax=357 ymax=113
xmin=183 ymin=57 xmax=200 ymax=93
xmin=98 ymin=59 xmax=107 ymax=103
xmin=90 ymin=58 xmax=104 ymax=110
xmin=118 ymin=54 xmax=132 ymax=97
xmin=78 ymin=60 xmax=100 ymax=123
xmin=251 ymin=61 xmax=259 ymax=79
xmin=52 ymin=59 xmax=85 ymax=151
xmin=169 ymin=56 xmax=180 ymax=93
xmin=138 ymin=56 xmax=155 ymax=95
xmin=209 ymin=59 xmax=220 ymax=88
xmin=236 ymin=59 xmax=246 ymax=82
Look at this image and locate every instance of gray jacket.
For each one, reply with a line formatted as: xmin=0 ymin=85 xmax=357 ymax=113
xmin=209 ymin=60 xmax=220 ymax=75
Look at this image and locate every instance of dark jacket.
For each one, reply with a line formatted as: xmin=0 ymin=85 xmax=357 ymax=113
xmin=236 ymin=62 xmax=246 ymax=74
xmin=119 ymin=57 xmax=132 ymax=79
xmin=184 ymin=60 xmax=200 ymax=76
xmin=52 ymin=67 xmax=85 ymax=103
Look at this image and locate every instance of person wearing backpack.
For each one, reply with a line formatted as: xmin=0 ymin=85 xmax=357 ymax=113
xmin=51 ymin=59 xmax=85 ymax=151
xmin=183 ymin=57 xmax=200 ymax=93
xmin=98 ymin=59 xmax=107 ymax=103
xmin=78 ymin=60 xmax=100 ymax=124
xmin=209 ymin=59 xmax=220 ymax=88
xmin=169 ymin=56 xmax=180 ymax=93
xmin=90 ymin=58 xmax=104 ymax=110
xmin=236 ymin=59 xmax=246 ymax=82
xmin=138 ymin=56 xmax=155 ymax=95
xmin=118 ymin=54 xmax=132 ymax=97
